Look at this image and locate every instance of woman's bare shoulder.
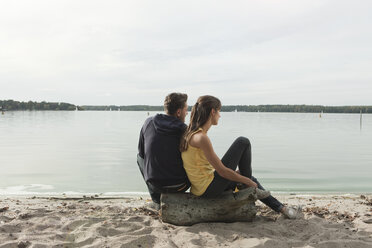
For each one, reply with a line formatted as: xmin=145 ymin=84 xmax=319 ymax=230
xmin=189 ymin=131 xmax=209 ymax=148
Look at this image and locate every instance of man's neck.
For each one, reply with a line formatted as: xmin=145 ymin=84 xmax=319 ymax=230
xmin=166 ymin=113 xmax=180 ymax=120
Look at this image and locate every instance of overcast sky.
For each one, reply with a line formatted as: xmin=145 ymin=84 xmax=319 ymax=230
xmin=1 ymin=0 xmax=371 ymax=106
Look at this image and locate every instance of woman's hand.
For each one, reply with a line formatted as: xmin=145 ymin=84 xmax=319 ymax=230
xmin=245 ymin=178 xmax=258 ymax=188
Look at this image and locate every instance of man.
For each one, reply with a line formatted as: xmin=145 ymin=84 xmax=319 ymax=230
xmin=137 ymin=93 xmax=190 ymax=204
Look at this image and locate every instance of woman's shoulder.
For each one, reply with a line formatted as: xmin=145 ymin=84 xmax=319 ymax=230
xmin=189 ymin=129 xmax=209 ymax=148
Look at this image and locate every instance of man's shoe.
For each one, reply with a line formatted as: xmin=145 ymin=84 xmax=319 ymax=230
xmin=282 ymin=205 xmax=302 ymax=219
xmin=255 ymin=188 xmax=271 ymax=199
xmin=145 ymin=201 xmax=160 ymax=211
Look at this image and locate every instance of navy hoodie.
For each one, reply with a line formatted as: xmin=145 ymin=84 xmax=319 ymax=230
xmin=138 ymin=114 xmax=189 ymax=186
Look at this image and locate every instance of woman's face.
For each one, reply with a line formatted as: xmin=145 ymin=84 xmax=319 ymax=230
xmin=211 ymin=108 xmax=221 ymax=125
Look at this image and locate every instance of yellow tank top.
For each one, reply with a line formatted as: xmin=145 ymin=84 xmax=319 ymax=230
xmin=181 ymin=128 xmax=215 ymax=196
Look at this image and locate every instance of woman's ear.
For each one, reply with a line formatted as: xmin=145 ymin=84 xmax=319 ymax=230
xmin=211 ymin=109 xmax=216 ymax=116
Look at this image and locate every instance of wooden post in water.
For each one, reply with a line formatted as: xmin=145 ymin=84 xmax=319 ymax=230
xmin=360 ymin=110 xmax=362 ymax=130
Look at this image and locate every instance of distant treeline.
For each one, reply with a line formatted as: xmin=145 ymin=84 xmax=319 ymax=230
xmin=82 ymin=104 xmax=372 ymax=113
xmin=0 ymin=100 xmax=77 ymax=111
xmin=221 ymin=105 xmax=372 ymax=113
xmin=81 ymin=105 xmax=163 ymax=111
xmin=1 ymin=100 xmax=371 ymax=113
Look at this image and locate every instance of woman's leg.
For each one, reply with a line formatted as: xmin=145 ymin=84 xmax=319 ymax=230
xmin=203 ymin=137 xmax=284 ymax=212
xmin=203 ymin=137 xmax=252 ymax=197
xmin=220 ymin=136 xmax=252 ymax=178
xmin=251 ymin=176 xmax=284 ymax=212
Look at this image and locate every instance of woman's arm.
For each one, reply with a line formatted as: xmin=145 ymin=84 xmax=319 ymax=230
xmin=191 ymin=133 xmax=257 ymax=188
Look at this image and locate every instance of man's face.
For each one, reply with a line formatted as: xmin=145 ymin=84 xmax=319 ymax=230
xmin=177 ymin=104 xmax=188 ymax=122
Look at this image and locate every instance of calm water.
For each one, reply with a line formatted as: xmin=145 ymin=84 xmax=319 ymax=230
xmin=0 ymin=111 xmax=371 ymax=195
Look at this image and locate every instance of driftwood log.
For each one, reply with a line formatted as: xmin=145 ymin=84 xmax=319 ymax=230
xmin=160 ymin=188 xmax=257 ymax=226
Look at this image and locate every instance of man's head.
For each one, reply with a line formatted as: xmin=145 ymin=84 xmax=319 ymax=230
xmin=164 ymin=93 xmax=188 ymax=122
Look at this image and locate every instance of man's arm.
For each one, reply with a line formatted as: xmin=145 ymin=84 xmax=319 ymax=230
xmin=138 ymin=117 xmax=153 ymax=158
xmin=138 ymin=126 xmax=145 ymax=158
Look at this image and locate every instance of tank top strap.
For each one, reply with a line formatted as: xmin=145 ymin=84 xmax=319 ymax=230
xmin=190 ymin=128 xmax=203 ymax=136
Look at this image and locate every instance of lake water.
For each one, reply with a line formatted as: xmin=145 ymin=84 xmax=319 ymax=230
xmin=0 ymin=111 xmax=371 ymax=196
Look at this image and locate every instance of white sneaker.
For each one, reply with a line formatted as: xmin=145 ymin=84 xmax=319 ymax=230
xmin=255 ymin=188 xmax=271 ymax=200
xmin=145 ymin=202 xmax=160 ymax=211
xmin=282 ymin=205 xmax=302 ymax=219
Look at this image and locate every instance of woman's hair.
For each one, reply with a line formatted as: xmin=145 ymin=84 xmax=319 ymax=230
xmin=180 ymin=95 xmax=221 ymax=151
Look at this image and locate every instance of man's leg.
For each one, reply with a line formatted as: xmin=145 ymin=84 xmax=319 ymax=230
xmin=136 ymin=154 xmax=161 ymax=204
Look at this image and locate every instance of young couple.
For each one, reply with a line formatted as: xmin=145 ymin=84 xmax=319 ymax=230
xmin=137 ymin=93 xmax=301 ymax=219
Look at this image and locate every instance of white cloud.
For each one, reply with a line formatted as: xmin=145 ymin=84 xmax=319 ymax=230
xmin=0 ymin=0 xmax=371 ymax=105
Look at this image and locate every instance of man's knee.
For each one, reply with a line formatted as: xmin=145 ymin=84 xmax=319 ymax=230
xmin=235 ymin=136 xmax=251 ymax=147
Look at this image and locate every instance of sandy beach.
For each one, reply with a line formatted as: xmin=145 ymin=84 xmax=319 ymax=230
xmin=1 ymin=194 xmax=372 ymax=248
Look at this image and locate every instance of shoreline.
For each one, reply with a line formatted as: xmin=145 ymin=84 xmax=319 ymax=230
xmin=1 ymin=191 xmax=371 ymax=199
xmin=1 ymin=194 xmax=372 ymax=247
xmin=2 ymin=190 xmax=372 ymax=195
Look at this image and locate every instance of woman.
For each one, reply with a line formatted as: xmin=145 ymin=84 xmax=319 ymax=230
xmin=180 ymin=95 xmax=301 ymax=219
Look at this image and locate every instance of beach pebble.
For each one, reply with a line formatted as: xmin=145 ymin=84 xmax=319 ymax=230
xmin=362 ymin=218 xmax=372 ymax=224
xmin=17 ymin=241 xmax=31 ymax=248
xmin=67 ymin=204 xmax=76 ymax=209
xmin=0 ymin=206 xmax=9 ymax=212
xmin=19 ymin=213 xmax=31 ymax=219
xmin=231 ymin=234 xmax=239 ymax=241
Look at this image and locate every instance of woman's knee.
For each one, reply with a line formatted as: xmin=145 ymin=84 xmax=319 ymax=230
xmin=235 ymin=136 xmax=251 ymax=147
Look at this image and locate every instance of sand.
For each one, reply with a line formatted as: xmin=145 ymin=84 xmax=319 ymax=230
xmin=0 ymin=194 xmax=372 ymax=248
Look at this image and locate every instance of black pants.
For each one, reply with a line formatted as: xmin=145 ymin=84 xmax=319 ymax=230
xmin=203 ymin=137 xmax=284 ymax=212
xmin=137 ymin=154 xmax=190 ymax=204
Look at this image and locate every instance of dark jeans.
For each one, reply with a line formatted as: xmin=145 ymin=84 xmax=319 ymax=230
xmin=137 ymin=154 xmax=190 ymax=204
xmin=203 ymin=137 xmax=284 ymax=213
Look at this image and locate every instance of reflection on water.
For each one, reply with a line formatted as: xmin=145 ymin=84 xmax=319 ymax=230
xmin=0 ymin=111 xmax=371 ymax=194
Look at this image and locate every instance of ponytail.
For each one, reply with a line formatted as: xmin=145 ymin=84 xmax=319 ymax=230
xmin=180 ymin=95 xmax=221 ymax=151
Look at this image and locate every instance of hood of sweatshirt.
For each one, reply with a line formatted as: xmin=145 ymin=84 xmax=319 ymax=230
xmin=152 ymin=114 xmax=186 ymax=136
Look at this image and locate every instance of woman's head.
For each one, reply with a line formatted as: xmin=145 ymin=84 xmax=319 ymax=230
xmin=189 ymin=95 xmax=221 ymax=128
xmin=180 ymin=95 xmax=221 ymax=151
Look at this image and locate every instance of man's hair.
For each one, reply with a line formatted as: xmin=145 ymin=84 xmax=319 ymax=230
xmin=164 ymin=93 xmax=188 ymax=115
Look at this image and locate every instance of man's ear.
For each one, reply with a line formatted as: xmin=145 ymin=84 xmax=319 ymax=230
xmin=176 ymin=109 xmax=181 ymax=117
